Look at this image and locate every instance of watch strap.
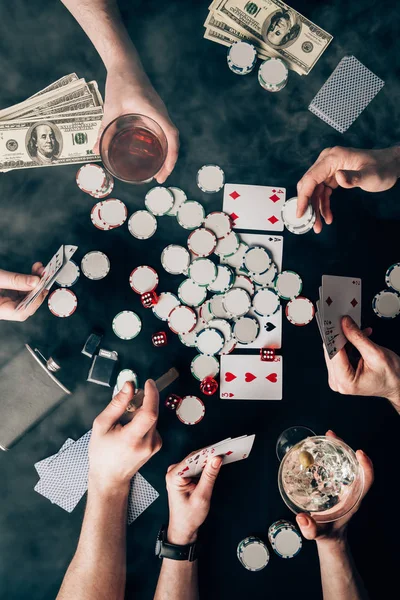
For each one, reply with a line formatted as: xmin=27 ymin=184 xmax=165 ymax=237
xmin=160 ymin=539 xmax=198 ymax=562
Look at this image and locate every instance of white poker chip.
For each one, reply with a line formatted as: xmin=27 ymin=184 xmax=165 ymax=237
xmin=219 ymin=336 xmax=237 ymax=355
xmin=286 ymin=296 xmax=315 ymax=326
xmin=81 ymin=251 xmax=110 ymax=280
xmin=195 ymin=327 xmax=225 ymax=355
xmin=232 ymin=274 xmax=255 ymax=296
xmin=237 ymin=537 xmax=270 ymax=571
xmin=274 ymin=270 xmax=303 ymax=300
xmin=76 ymin=163 xmax=114 ymax=198
xmin=177 ymin=201 xmax=205 ymax=230
xmin=372 ymin=290 xmax=400 ymax=319
xmin=199 ymin=299 xmax=214 ymax=322
xmin=176 ymin=395 xmax=205 ymax=425
xmin=252 ymin=262 xmax=278 ymax=288
xmin=227 ymin=41 xmax=257 ymax=75
xmin=48 ymin=288 xmax=77 ymax=318
xmin=243 ymin=246 xmax=271 ymax=275
xmin=214 ymin=231 xmax=240 ymax=257
xmin=210 ymin=294 xmax=232 ymax=319
xmin=220 ymin=242 xmax=249 ymax=269
xmin=161 ymin=245 xmax=191 ymax=275
xmin=55 ymin=260 xmax=80 ymax=288
xmin=385 ymin=263 xmax=400 ymax=292
xmin=91 ymin=202 xmax=110 ymax=230
xmin=167 ymin=187 xmax=187 ymax=216
xmin=128 ymin=210 xmax=157 ymax=239
xmin=152 ymin=292 xmax=180 ymax=321
xmin=178 ymin=278 xmax=208 ymax=307
xmin=112 ymin=311 xmax=142 ymax=339
xmin=116 ymin=369 xmax=139 ymax=392
xmin=268 ymin=522 xmax=302 ymax=559
xmin=187 ymin=228 xmax=217 ymax=257
xmin=203 ymin=211 xmax=232 ymax=239
xmin=145 ymin=186 xmax=174 ymax=216
xmin=207 ymin=265 xmax=234 ymax=294
xmin=233 ymin=316 xmax=260 ymax=344
xmin=258 ymin=57 xmax=289 ymax=92
xmin=252 ymin=288 xmax=280 ymax=317
xmin=282 ymin=197 xmax=315 ymax=234
xmin=191 ymin=354 xmax=220 ymax=381
xmin=197 ymin=164 xmax=225 ymax=193
xmin=129 ymin=265 xmax=158 ymax=294
xmin=188 ymin=258 xmax=217 ymax=287
xmin=99 ymin=199 xmax=127 ymax=227
xmin=207 ymin=318 xmax=232 ymax=343
xmin=179 ymin=319 xmax=206 ymax=347
xmin=223 ymin=288 xmax=251 ymax=317
xmin=168 ymin=305 xmax=197 ymax=334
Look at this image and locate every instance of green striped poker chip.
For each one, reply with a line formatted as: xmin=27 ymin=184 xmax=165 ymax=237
xmin=167 ymin=187 xmax=187 ymax=216
xmin=268 ymin=520 xmax=302 ymax=559
xmin=178 ymin=279 xmax=207 ymax=307
xmin=237 ymin=537 xmax=270 ymax=571
xmin=112 ymin=311 xmax=142 ymax=340
xmin=385 ymin=263 xmax=400 ymax=292
xmin=145 ymin=186 xmax=174 ymax=216
xmin=196 ymin=165 xmax=225 ymax=193
xmin=195 ymin=327 xmax=224 ymax=355
xmin=214 ymin=231 xmax=240 ymax=257
xmin=372 ymin=290 xmax=400 ymax=319
xmin=190 ymin=354 xmax=220 ymax=381
xmin=188 ymin=258 xmax=217 ymax=287
xmin=177 ymin=201 xmax=205 ymax=230
xmin=227 ymin=41 xmax=257 ymax=75
xmin=115 ymin=369 xmax=139 ymax=392
xmin=274 ymin=270 xmax=303 ymax=300
xmin=207 ymin=265 xmax=235 ymax=294
xmin=258 ymin=57 xmax=288 ymax=92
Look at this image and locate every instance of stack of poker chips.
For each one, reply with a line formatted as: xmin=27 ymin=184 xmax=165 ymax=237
xmin=268 ymin=520 xmax=303 ymax=559
xmin=258 ymin=57 xmax=289 ymax=93
xmin=237 ymin=536 xmax=270 ymax=571
xmin=281 ymin=196 xmax=316 ymax=235
xmin=227 ymin=41 xmax=257 ymax=76
xmin=76 ymin=163 xmax=114 ymax=198
xmin=372 ymin=262 xmax=400 ymax=319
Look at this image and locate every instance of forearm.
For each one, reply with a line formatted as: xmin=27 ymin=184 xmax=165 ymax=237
xmin=154 ymin=527 xmax=199 ymax=600
xmin=317 ymin=538 xmax=369 ymax=600
xmin=57 ymin=482 xmax=129 ymax=600
xmin=390 ymin=145 xmax=400 ymax=179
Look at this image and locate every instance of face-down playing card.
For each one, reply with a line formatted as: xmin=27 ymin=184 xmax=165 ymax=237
xmin=220 ymin=355 xmax=283 ymax=400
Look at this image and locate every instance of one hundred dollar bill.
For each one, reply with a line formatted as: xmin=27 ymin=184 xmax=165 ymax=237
xmin=28 ymin=73 xmax=80 ymax=99
xmin=204 ymin=27 xmax=269 ymax=59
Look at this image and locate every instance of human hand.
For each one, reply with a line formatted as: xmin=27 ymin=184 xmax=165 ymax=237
xmin=296 ymin=430 xmax=374 ymax=546
xmin=324 ymin=316 xmax=400 ymax=412
xmin=165 ymin=452 xmax=223 ymax=545
xmin=89 ymin=380 xmax=162 ymax=495
xmin=0 ymin=262 xmax=46 ymax=322
xmin=297 ymin=146 xmax=400 ymax=233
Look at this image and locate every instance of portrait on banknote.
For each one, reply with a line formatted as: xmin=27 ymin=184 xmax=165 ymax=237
xmin=261 ymin=8 xmax=300 ymax=48
xmin=26 ymin=121 xmax=62 ymax=165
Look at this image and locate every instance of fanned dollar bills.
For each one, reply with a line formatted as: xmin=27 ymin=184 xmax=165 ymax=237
xmin=0 ymin=73 xmax=104 ymax=172
xmin=204 ymin=0 xmax=333 ymax=76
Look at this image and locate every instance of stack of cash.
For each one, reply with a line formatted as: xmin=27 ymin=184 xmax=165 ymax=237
xmin=204 ymin=0 xmax=333 ymax=76
xmin=0 ymin=73 xmax=104 ymax=172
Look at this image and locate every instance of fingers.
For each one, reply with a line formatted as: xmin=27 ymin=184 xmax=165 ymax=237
xmin=323 ymin=345 xmax=338 ymax=391
xmin=31 ymin=262 xmax=45 ymax=277
xmin=17 ymin=289 xmax=48 ymax=321
xmin=126 ymin=379 xmax=159 ymax=437
xmin=296 ymin=514 xmax=319 ymax=540
xmin=311 ymin=183 xmax=324 ymax=233
xmin=336 ymin=169 xmax=363 ymax=189
xmin=325 ymin=429 xmax=344 ymax=443
xmin=320 ymin=185 xmax=333 ymax=225
xmin=297 ymin=155 xmax=336 ymax=218
xmin=93 ymin=119 xmax=107 ymax=155
xmin=341 ymin=316 xmax=378 ymax=360
xmin=0 ymin=269 xmax=40 ymax=292
xmin=93 ymin=382 xmax=135 ymax=434
xmin=194 ymin=456 xmax=222 ymax=504
xmin=155 ymin=125 xmax=180 ymax=184
xmin=356 ymin=449 xmax=374 ymax=498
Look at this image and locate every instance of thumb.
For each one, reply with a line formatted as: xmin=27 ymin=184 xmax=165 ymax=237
xmin=336 ymin=169 xmax=365 ymax=189
xmin=0 ymin=269 xmax=40 ymax=291
xmin=93 ymin=382 xmax=135 ymax=433
xmin=93 ymin=120 xmax=106 ymax=155
xmin=341 ymin=316 xmax=378 ymax=359
xmin=296 ymin=514 xmax=318 ymax=540
xmin=195 ymin=455 xmax=222 ymax=503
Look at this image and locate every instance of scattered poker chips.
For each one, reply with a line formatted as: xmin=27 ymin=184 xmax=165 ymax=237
xmin=161 ymin=245 xmax=191 ymax=275
xmin=99 ymin=199 xmax=127 ymax=228
xmin=220 ymin=242 xmax=248 ymax=269
xmin=286 ymin=296 xmax=315 ymax=326
xmin=219 ymin=336 xmax=237 ymax=355
xmin=252 ymin=262 xmax=278 ymax=288
xmin=91 ymin=203 xmax=111 ymax=231
xmin=76 ymin=163 xmax=114 ymax=198
xmin=268 ymin=520 xmax=302 ymax=559
xmin=188 ymin=258 xmax=217 ymax=287
xmin=237 ymin=537 xmax=270 ymax=571
xmin=112 ymin=311 xmax=142 ymax=340
xmin=195 ymin=327 xmax=225 ymax=355
xmin=232 ymin=274 xmax=255 ymax=296
xmin=227 ymin=41 xmax=257 ymax=75
xmin=196 ymin=165 xmax=225 ymax=193
xmin=176 ymin=395 xmax=205 ymax=425
xmin=167 ymin=187 xmax=187 ymax=216
xmin=128 ymin=210 xmax=157 ymax=239
xmin=129 ymin=266 xmax=159 ymax=294
xmin=178 ymin=279 xmax=208 ymax=307
xmin=199 ymin=299 xmax=214 ymax=322
xmin=179 ymin=319 xmax=206 ymax=347
xmin=210 ymin=294 xmax=231 ymax=319
xmin=115 ymin=369 xmax=139 ymax=392
xmin=207 ymin=318 xmax=232 ymax=344
xmin=258 ymin=57 xmax=289 ymax=93
xmin=203 ymin=211 xmax=232 ymax=239
xmin=243 ymin=246 xmax=271 ymax=274
xmin=48 ymin=288 xmax=77 ymax=318
xmin=177 ymin=201 xmax=205 ymax=230
xmin=274 ymin=270 xmax=303 ymax=300
xmin=281 ymin=197 xmax=316 ymax=235
xmin=214 ymin=231 xmax=240 ymax=257
xmin=152 ymin=291 xmax=180 ymax=321
xmin=145 ymin=186 xmax=174 ymax=216
xmin=252 ymin=287 xmax=280 ymax=317
xmin=168 ymin=305 xmax=197 ymax=334
xmin=372 ymin=290 xmax=400 ymax=319
xmin=207 ymin=265 xmax=234 ymax=294
xmin=191 ymin=354 xmax=220 ymax=381
xmin=385 ymin=263 xmax=400 ymax=292
xmin=81 ymin=251 xmax=110 ymax=280
xmin=223 ymin=288 xmax=251 ymax=317
xmin=55 ymin=260 xmax=80 ymax=288
xmin=233 ymin=316 xmax=260 ymax=344
xmin=187 ymin=227 xmax=217 ymax=257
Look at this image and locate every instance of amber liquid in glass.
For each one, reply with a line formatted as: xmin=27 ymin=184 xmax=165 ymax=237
xmin=108 ymin=126 xmax=164 ymax=182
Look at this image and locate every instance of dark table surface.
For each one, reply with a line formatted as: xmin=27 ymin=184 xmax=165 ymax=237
xmin=1 ymin=1 xmax=399 ymax=599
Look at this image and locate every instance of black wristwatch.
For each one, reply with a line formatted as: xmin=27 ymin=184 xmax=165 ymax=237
xmin=155 ymin=525 xmax=198 ymax=562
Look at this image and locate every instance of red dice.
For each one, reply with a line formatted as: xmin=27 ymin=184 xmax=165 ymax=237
xmin=260 ymin=347 xmax=275 ymax=361
xmin=152 ymin=331 xmax=167 ymax=347
xmin=141 ymin=291 xmax=159 ymax=308
xmin=165 ymin=394 xmax=182 ymax=410
xmin=200 ymin=376 xmax=218 ymax=396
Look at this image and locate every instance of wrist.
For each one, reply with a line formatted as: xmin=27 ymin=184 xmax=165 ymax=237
xmin=390 ymin=145 xmax=400 ymax=179
xmin=167 ymin=524 xmax=198 ymax=546
xmin=88 ymin=475 xmax=130 ymax=500
xmin=316 ymin=533 xmax=348 ymax=553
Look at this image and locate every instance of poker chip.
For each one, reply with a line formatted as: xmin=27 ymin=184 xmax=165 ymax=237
xmin=195 ymin=327 xmax=225 ymax=355
xmin=48 ymin=288 xmax=77 ymax=318
xmin=258 ymin=57 xmax=289 ymax=93
xmin=220 ymin=242 xmax=249 ymax=269
xmin=152 ymin=291 xmax=180 ymax=321
xmin=128 ymin=210 xmax=157 ymax=239
xmin=196 ymin=165 xmax=225 ymax=193
xmin=227 ymin=41 xmax=257 ymax=75
xmin=55 ymin=260 xmax=80 ymax=288
xmin=191 ymin=354 xmax=220 ymax=381
xmin=219 ymin=336 xmax=237 ymax=355
xmin=252 ymin=288 xmax=280 ymax=317
xmin=274 ymin=270 xmax=303 ymax=300
xmin=207 ymin=317 xmax=232 ymax=342
xmin=91 ymin=202 xmax=111 ymax=230
xmin=243 ymin=246 xmax=271 ymax=274
xmin=188 ymin=258 xmax=217 ymax=287
xmin=178 ymin=279 xmax=208 ymax=307
xmin=282 ymin=197 xmax=316 ymax=235
xmin=99 ymin=198 xmax=127 ymax=228
xmin=372 ymin=290 xmax=400 ymax=319
xmin=203 ymin=211 xmax=232 ymax=239
xmin=177 ymin=201 xmax=205 ymax=230
xmin=223 ymin=288 xmax=251 ymax=317
xmin=81 ymin=251 xmax=110 ymax=280
xmin=233 ymin=316 xmax=260 ymax=344
xmin=116 ymin=369 xmax=139 ymax=392
xmin=268 ymin=520 xmax=302 ymax=559
xmin=161 ymin=245 xmax=191 ymax=275
xmin=237 ymin=537 xmax=270 ymax=572
xmin=252 ymin=262 xmax=278 ymax=288
xmin=168 ymin=305 xmax=197 ymax=334
xmin=187 ymin=228 xmax=217 ymax=257
xmin=214 ymin=231 xmax=240 ymax=257
xmin=112 ymin=311 xmax=142 ymax=339
xmin=210 ymin=294 xmax=231 ymax=319
xmin=231 ymin=274 xmax=255 ymax=296
xmin=385 ymin=263 xmax=400 ymax=292
xmin=179 ymin=319 xmax=206 ymax=347
xmin=167 ymin=187 xmax=187 ymax=216
xmin=129 ymin=265 xmax=159 ymax=294
xmin=76 ymin=163 xmax=114 ymax=198
xmin=286 ymin=296 xmax=315 ymax=326
xmin=145 ymin=186 xmax=174 ymax=216
xmin=199 ymin=299 xmax=214 ymax=322
xmin=176 ymin=395 xmax=205 ymax=425
xmin=207 ymin=265 xmax=234 ymax=294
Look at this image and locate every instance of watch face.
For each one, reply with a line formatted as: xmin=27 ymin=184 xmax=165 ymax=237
xmin=155 ymin=525 xmax=165 ymax=557
xmin=155 ymin=538 xmax=162 ymax=556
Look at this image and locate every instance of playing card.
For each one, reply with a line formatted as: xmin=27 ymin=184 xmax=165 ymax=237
xmin=223 ymin=184 xmax=285 ymax=232
xmin=220 ymin=355 xmax=283 ymax=400
xmin=179 ymin=435 xmax=254 ymax=477
xmin=127 ymin=473 xmax=159 ymax=525
xmin=235 ymin=306 xmax=282 ymax=350
xmin=236 ymin=233 xmax=283 ymax=272
xmin=35 ymin=438 xmax=75 ymax=478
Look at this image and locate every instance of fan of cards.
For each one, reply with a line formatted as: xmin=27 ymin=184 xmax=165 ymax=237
xmin=178 ymin=434 xmax=255 ymax=477
xmin=316 ymin=275 xmax=362 ymax=359
xmin=0 ymin=73 xmax=103 ymax=172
